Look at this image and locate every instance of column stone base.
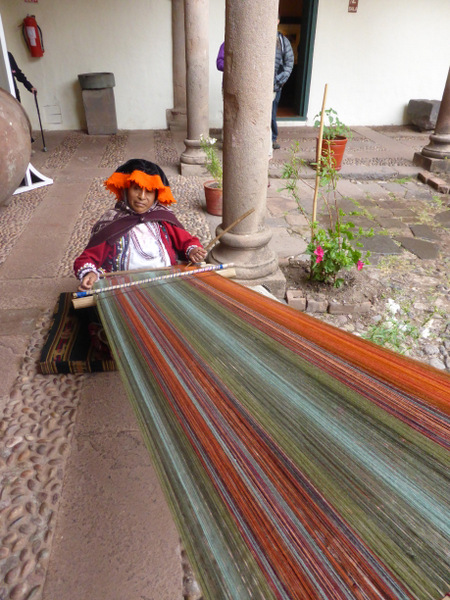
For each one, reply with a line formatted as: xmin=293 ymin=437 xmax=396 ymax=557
xmin=180 ymin=162 xmax=208 ymax=177
xmin=209 ymin=231 xmax=284 ymax=297
xmin=181 ymin=138 xmax=205 ymax=163
xmin=211 ymin=251 xmax=286 ymax=298
xmin=413 ymin=152 xmax=450 ymax=173
xmin=166 ymin=108 xmax=187 ymax=131
xmin=232 ymin=269 xmax=287 ymax=299
xmin=180 ymin=138 xmax=207 ymax=176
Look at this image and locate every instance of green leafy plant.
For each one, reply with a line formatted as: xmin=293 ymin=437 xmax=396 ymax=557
xmin=362 ymin=298 xmax=421 ymax=354
xmin=391 ymin=177 xmax=412 ymax=184
xmin=314 ymin=108 xmax=352 ymax=140
xmin=307 ymin=220 xmax=367 ymax=287
xmin=431 ymin=195 xmax=445 ymax=209
xmin=281 ymin=142 xmax=372 ymax=288
xmin=200 ymin=134 xmax=223 ymax=189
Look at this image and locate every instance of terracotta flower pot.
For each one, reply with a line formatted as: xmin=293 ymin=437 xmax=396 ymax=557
xmin=204 ymin=180 xmax=223 ymax=216
xmin=318 ymin=136 xmax=348 ymax=171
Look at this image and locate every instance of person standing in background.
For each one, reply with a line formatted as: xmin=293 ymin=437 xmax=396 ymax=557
xmin=216 ymin=42 xmax=224 ymax=74
xmin=271 ymin=20 xmax=294 ymax=150
xmin=8 ymin=51 xmax=37 ymax=103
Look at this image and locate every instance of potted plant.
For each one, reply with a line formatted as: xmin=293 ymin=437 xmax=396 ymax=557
xmin=314 ymin=108 xmax=352 ymax=171
xmin=200 ymin=134 xmax=223 ymax=216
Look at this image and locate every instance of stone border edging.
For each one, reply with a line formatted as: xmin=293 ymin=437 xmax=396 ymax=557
xmin=418 ymin=170 xmax=450 ymax=194
xmin=286 ymin=289 xmax=372 ymax=315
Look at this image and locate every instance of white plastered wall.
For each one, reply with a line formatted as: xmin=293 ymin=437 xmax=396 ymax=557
xmin=0 ymin=0 xmax=448 ymax=132
xmin=302 ymin=0 xmax=450 ymax=127
xmin=0 ymin=0 xmax=173 ymax=131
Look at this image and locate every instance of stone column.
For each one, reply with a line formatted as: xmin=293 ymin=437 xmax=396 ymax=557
xmin=414 ymin=67 xmax=450 ymax=173
xmin=167 ymin=0 xmax=187 ymax=130
xmin=180 ymin=0 xmax=209 ymax=175
xmin=209 ymin=0 xmax=282 ymax=292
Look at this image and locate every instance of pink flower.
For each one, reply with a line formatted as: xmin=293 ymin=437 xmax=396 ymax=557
xmin=314 ymin=246 xmax=324 ymax=264
xmin=357 ymin=260 xmax=364 ymax=271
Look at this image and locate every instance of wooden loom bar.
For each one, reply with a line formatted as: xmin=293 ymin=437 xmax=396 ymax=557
xmin=312 ymin=83 xmax=328 ymax=228
xmin=74 ymin=263 xmax=233 ymax=298
xmin=72 ymin=264 xmax=236 ymax=309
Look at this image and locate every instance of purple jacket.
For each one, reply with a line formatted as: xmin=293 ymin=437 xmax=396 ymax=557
xmin=216 ymin=43 xmax=224 ymax=72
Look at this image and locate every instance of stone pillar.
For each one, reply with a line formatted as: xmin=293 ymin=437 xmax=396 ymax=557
xmin=167 ymin=0 xmax=187 ymax=131
xmin=209 ymin=0 xmax=283 ymax=293
xmin=414 ymin=67 xmax=450 ymax=173
xmin=180 ymin=0 xmax=209 ymax=176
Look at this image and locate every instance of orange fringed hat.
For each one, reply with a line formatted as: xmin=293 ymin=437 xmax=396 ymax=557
xmin=104 ymin=159 xmax=176 ymax=205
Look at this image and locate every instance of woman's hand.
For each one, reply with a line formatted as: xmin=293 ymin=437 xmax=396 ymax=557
xmin=188 ymin=247 xmax=207 ymax=263
xmin=78 ymin=271 xmax=98 ymax=291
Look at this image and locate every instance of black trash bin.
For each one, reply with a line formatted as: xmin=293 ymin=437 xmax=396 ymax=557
xmin=78 ymin=72 xmax=117 ymax=135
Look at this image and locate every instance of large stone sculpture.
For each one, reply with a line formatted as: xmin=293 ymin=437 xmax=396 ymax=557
xmin=0 ymin=87 xmax=31 ymax=206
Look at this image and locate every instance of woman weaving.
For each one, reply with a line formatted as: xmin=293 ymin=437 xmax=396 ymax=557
xmin=74 ymin=159 xmax=207 ymax=291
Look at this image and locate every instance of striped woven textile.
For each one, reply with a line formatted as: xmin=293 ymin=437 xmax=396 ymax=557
xmin=95 ymin=268 xmax=450 ymax=600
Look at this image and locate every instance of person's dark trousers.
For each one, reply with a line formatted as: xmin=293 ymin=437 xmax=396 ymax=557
xmin=271 ymin=90 xmax=282 ymax=142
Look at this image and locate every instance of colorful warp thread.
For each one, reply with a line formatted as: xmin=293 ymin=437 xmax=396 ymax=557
xmin=96 ymin=269 xmax=450 ymax=600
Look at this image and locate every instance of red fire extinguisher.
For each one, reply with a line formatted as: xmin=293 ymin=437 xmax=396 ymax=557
xmin=22 ymin=15 xmax=44 ymax=58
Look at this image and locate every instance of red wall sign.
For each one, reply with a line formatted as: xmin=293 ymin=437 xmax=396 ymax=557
xmin=348 ymin=0 xmax=359 ymax=12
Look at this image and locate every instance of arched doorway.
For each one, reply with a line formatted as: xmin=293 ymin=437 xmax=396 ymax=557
xmin=278 ymin=0 xmax=319 ymax=119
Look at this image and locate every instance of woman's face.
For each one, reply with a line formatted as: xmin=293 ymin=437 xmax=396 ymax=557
xmin=127 ymin=182 xmax=156 ymax=213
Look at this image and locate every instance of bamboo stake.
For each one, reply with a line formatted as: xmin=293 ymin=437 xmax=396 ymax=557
xmin=312 ymin=83 xmax=328 ymax=234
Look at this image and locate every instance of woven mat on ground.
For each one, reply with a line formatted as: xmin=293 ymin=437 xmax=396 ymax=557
xmin=95 ymin=269 xmax=449 ymax=600
xmin=39 ymin=292 xmax=116 ymax=374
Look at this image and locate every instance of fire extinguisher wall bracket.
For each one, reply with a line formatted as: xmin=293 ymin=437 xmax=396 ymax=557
xmin=22 ymin=15 xmax=44 ymax=58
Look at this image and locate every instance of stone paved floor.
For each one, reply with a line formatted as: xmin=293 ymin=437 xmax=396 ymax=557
xmin=0 ymin=125 xmax=449 ymax=600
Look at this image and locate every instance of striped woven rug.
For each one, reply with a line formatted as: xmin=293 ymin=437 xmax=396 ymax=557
xmin=95 ymin=268 xmax=449 ymax=600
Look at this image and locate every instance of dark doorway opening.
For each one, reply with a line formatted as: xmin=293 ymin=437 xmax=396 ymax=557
xmin=278 ymin=0 xmax=319 ymax=119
